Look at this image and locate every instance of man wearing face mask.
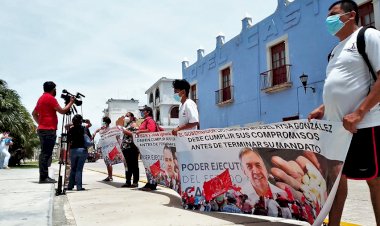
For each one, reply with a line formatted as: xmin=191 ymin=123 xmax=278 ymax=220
xmin=171 ymin=79 xmax=199 ymax=136
xmin=308 ymin=1 xmax=380 ymax=225
xmin=33 ymin=81 xmax=75 ymax=183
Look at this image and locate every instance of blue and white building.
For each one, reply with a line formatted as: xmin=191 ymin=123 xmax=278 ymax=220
xmin=182 ymin=0 xmax=379 ymax=129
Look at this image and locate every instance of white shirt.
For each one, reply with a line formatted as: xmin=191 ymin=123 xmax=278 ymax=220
xmin=323 ymin=27 xmax=380 ymax=129
xmin=179 ymin=98 xmax=199 ymax=130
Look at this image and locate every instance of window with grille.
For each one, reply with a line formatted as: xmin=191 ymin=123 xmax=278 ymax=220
xmin=359 ymin=1 xmax=375 ymax=27
xmin=271 ymin=42 xmax=287 ymax=86
xmin=221 ymin=67 xmax=231 ymax=102
xmin=170 ymin=106 xmax=179 ymax=118
xmin=149 ymin=93 xmax=153 ymax=103
xmin=190 ymin=84 xmax=197 ymax=103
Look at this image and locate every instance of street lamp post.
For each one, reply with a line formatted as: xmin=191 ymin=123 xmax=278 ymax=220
xmin=299 ymin=73 xmax=316 ymax=94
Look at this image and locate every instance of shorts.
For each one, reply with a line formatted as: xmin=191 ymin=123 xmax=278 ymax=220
xmin=343 ymin=126 xmax=380 ymax=179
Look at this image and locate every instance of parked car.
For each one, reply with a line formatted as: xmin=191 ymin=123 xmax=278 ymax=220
xmin=86 ymin=146 xmax=100 ymax=162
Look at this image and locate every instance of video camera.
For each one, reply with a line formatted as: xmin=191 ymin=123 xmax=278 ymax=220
xmin=60 ymin=89 xmax=85 ymax=106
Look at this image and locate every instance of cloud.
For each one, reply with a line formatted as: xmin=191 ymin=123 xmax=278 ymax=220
xmin=0 ymin=0 xmax=277 ymax=131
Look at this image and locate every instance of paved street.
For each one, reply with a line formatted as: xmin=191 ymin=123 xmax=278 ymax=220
xmin=0 ymin=161 xmax=376 ymax=226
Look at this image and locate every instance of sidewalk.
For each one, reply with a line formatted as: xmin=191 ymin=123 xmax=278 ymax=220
xmin=0 ymin=162 xmax=376 ymax=226
xmin=58 ymin=163 xmax=309 ymax=226
xmin=0 ymin=168 xmax=54 ymax=226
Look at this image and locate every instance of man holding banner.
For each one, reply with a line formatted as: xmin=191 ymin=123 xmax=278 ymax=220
xmin=171 ymin=79 xmax=199 ymax=136
xmin=308 ymin=1 xmax=380 ymax=225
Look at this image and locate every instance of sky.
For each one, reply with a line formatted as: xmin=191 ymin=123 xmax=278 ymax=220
xmin=0 ymin=0 xmax=277 ymax=131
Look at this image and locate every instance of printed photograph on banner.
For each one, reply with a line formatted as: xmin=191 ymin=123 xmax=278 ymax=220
xmin=98 ymin=127 xmax=125 ymax=165
xmin=179 ymin=147 xmax=342 ymax=224
xmin=134 ymin=132 xmax=180 ymax=193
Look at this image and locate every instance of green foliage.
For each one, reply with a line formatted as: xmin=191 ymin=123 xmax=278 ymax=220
xmin=0 ymin=79 xmax=39 ymax=159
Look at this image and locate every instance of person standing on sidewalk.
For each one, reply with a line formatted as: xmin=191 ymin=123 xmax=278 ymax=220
xmin=137 ymin=106 xmax=161 ymax=191
xmin=171 ymin=79 xmax=199 ymax=136
xmin=32 ymin=81 xmax=74 ymax=183
xmin=92 ymin=116 xmax=114 ymax=182
xmin=67 ymin=114 xmax=89 ymax=191
xmin=120 ymin=112 xmax=139 ymax=188
xmin=0 ymin=132 xmax=13 ymax=169
xmin=308 ymin=1 xmax=380 ymax=225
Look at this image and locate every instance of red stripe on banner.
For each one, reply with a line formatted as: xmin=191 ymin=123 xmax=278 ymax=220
xmin=150 ymin=160 xmax=161 ymax=177
xmin=108 ymin=146 xmax=119 ymax=160
xmin=202 ymin=169 xmax=232 ymax=201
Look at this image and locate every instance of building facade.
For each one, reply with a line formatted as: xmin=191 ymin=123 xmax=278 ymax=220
xmin=182 ymin=0 xmax=379 ymax=129
xmin=145 ymin=77 xmax=180 ymax=130
xmin=103 ymin=98 xmax=140 ymax=126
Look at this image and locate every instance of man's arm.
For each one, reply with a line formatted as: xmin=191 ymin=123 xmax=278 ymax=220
xmin=307 ymin=104 xmax=325 ymax=121
xmin=54 ymin=96 xmax=75 ymax=114
xmin=343 ymin=70 xmax=380 ymax=133
xmin=32 ymin=109 xmax=39 ymax=124
xmin=172 ymin=122 xmax=199 ymax=135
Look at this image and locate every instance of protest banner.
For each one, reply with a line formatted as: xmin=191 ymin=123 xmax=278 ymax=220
xmin=98 ymin=127 xmax=124 ymax=165
xmin=134 ymin=131 xmax=180 ymax=193
xmin=134 ymin=119 xmax=352 ymax=226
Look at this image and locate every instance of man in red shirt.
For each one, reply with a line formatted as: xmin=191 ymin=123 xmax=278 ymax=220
xmin=32 ymin=81 xmax=74 ymax=183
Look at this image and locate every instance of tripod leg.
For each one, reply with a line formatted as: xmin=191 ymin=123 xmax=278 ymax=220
xmin=55 ymin=114 xmax=71 ymax=195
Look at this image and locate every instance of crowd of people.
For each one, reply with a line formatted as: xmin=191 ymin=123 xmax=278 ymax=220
xmin=34 ymin=78 xmax=199 ymax=193
xmin=13 ymin=1 xmax=380 ymax=224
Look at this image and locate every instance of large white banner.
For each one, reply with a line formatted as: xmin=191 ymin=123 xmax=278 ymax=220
xmin=134 ymin=120 xmax=352 ymax=226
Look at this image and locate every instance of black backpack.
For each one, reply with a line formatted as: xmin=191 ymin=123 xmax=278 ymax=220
xmin=328 ymin=26 xmax=377 ymax=81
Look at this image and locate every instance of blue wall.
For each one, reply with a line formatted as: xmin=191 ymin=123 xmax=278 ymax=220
xmin=182 ymin=0 xmax=342 ymax=129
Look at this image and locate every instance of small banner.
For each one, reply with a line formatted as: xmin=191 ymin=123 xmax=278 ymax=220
xmin=98 ymin=127 xmax=124 ymax=165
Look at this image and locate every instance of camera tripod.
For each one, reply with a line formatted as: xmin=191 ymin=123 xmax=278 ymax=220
xmin=55 ymin=106 xmax=80 ymax=196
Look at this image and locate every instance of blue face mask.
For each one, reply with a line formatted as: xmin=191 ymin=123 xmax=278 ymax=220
xmin=173 ymin=93 xmax=181 ymax=102
xmin=326 ymin=12 xmax=350 ymax=35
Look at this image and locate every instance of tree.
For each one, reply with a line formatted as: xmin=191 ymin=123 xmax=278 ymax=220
xmin=0 ymin=79 xmax=39 ymax=163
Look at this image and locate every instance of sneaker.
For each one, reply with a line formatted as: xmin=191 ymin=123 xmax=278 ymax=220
xmin=103 ymin=177 xmax=113 ymax=182
xmin=77 ymin=188 xmax=85 ymax=191
xmin=130 ymin=183 xmax=138 ymax=188
xmin=39 ymin=177 xmax=57 ymax=184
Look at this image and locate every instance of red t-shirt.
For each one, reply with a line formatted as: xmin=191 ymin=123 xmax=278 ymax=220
xmin=139 ymin=116 xmax=157 ymax=132
xmin=34 ymin=93 xmax=60 ymax=130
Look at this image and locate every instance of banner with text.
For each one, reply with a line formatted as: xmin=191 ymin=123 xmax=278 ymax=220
xmin=134 ymin=120 xmax=352 ymax=226
xmin=98 ymin=127 xmax=125 ymax=165
xmin=134 ymin=131 xmax=180 ymax=193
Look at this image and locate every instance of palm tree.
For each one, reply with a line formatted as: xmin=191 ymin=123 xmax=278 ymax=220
xmin=0 ymin=79 xmax=39 ymax=162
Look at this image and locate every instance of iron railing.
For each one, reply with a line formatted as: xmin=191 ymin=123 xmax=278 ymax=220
xmin=215 ymin=86 xmax=234 ymax=104
xmin=260 ymin=64 xmax=292 ymax=90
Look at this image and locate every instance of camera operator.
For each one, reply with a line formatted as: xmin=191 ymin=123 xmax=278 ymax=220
xmin=32 ymin=81 xmax=75 ymax=184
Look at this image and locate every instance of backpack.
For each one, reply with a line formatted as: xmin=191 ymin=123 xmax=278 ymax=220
xmin=357 ymin=26 xmax=377 ymax=82
xmin=328 ymin=26 xmax=377 ymax=81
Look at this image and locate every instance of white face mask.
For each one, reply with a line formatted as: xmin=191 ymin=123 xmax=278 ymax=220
xmin=82 ymin=123 xmax=88 ymax=127
xmin=124 ymin=117 xmax=131 ymax=126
